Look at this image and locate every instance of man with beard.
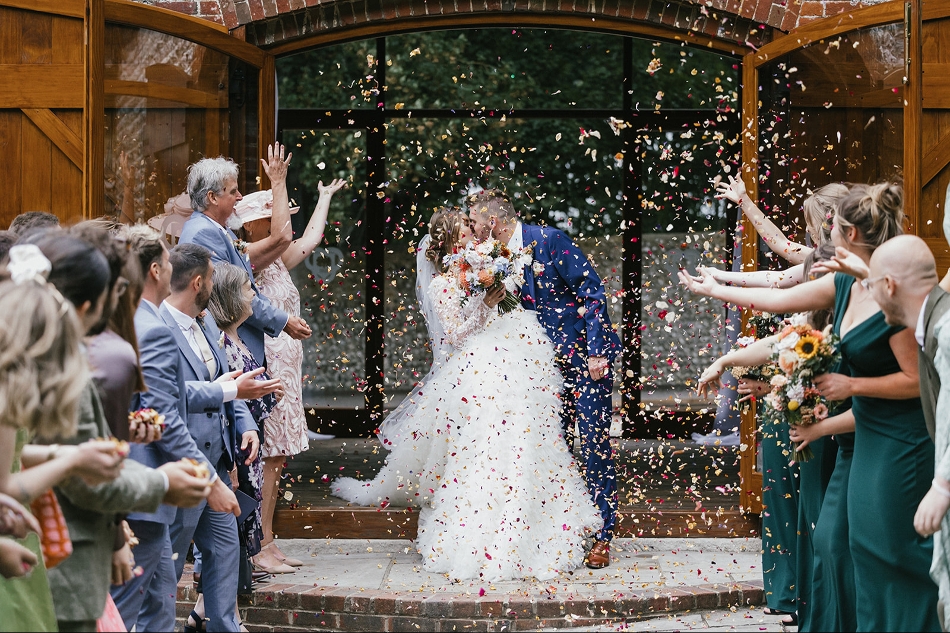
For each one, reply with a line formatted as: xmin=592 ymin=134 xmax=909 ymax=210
xmin=161 ymin=243 xmax=268 ymax=632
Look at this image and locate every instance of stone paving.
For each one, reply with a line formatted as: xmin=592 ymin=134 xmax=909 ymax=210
xmin=178 ymin=537 xmax=776 ymax=631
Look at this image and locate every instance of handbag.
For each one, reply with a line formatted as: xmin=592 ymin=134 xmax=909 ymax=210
xmin=30 ymin=488 xmax=73 ymax=568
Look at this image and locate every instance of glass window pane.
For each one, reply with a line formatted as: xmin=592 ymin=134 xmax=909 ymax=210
xmin=757 ymin=23 xmax=904 ymax=245
xmin=386 ymin=29 xmax=624 ymax=110
xmin=277 ymin=39 xmax=379 ymax=109
xmin=629 ymin=39 xmax=740 ymax=110
xmin=282 ymin=128 xmax=368 ymax=408
xmin=103 ymin=24 xmax=258 ymax=223
xmin=638 ymin=125 xmax=739 ymax=409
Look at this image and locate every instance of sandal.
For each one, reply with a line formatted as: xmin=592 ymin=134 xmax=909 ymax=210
xmin=762 ymin=608 xmax=794 ymax=616
xmin=184 ymin=609 xmax=205 ymax=633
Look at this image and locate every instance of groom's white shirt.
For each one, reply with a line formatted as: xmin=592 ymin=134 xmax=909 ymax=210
xmin=508 ymin=221 xmax=524 ymax=251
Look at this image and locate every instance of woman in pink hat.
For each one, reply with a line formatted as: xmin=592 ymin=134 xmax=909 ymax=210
xmin=232 ymin=149 xmax=345 ymax=572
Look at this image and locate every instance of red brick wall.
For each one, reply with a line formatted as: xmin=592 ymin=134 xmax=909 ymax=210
xmin=135 ymin=0 xmax=865 ymax=47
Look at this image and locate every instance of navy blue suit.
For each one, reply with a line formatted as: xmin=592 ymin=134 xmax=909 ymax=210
xmin=111 ymin=300 xmax=213 ymax=632
xmin=178 ymin=211 xmax=289 ymax=366
xmin=161 ymin=303 xmax=257 ymax=633
xmin=521 ymin=223 xmax=620 ymax=541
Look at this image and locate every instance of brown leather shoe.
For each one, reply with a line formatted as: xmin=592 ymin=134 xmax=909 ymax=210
xmin=585 ymin=540 xmax=610 ymax=569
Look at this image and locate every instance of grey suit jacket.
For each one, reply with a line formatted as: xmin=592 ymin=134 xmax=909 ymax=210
xmin=920 ymin=286 xmax=950 ymax=442
xmin=178 ymin=211 xmax=289 ymax=366
xmin=128 ymin=300 xmax=212 ymax=524
xmin=41 ymin=380 xmax=166 ymax=622
xmin=158 ymin=302 xmax=257 ymax=471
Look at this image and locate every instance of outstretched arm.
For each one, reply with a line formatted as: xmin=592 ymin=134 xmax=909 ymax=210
xmin=697 ymin=335 xmax=777 ymax=396
xmin=283 ymin=178 xmax=347 ymax=271
xmin=247 ymin=143 xmax=294 ymax=272
xmin=703 ymin=264 xmax=805 ymax=289
xmin=679 ymin=266 xmax=837 ymax=314
xmin=716 ymin=174 xmax=812 ymax=265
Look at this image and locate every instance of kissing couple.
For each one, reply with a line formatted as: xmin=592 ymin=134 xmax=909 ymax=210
xmin=334 ymin=189 xmax=620 ymax=580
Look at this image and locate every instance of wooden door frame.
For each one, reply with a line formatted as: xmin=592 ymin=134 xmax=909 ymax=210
xmin=737 ymin=0 xmax=913 ymax=514
xmin=0 ymin=0 xmax=275 ymax=218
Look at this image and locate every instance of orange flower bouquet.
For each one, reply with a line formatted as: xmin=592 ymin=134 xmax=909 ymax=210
xmin=764 ymin=317 xmax=841 ymax=462
xmin=446 ymin=238 xmax=533 ymax=314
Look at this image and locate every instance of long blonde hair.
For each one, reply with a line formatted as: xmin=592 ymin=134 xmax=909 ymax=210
xmin=425 ymin=207 xmax=465 ymax=274
xmin=0 ymin=280 xmax=87 ymax=439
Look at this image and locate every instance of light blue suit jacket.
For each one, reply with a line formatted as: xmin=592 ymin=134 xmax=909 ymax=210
xmin=158 ymin=303 xmax=257 ymax=475
xmin=128 ymin=300 xmax=213 ymax=524
xmin=178 ymin=211 xmax=289 ymax=366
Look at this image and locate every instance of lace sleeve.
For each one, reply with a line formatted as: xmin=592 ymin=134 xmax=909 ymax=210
xmin=430 ymin=275 xmax=494 ymax=349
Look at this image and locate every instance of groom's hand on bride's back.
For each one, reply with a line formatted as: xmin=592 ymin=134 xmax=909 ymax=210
xmin=483 ymin=285 xmax=506 ymax=308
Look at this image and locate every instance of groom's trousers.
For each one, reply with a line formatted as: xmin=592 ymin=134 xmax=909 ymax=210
xmin=558 ymin=350 xmax=617 ymax=541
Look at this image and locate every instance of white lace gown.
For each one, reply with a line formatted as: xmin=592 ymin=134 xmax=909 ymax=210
xmin=334 ymin=274 xmax=601 ymax=581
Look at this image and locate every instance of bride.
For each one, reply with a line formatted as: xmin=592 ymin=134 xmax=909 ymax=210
xmin=334 ymin=208 xmax=601 ymax=581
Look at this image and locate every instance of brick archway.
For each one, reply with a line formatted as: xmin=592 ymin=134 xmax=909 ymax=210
xmin=137 ymin=0 xmax=873 ymax=51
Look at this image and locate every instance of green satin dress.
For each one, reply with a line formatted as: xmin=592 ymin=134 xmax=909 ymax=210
xmin=840 ymin=274 xmax=940 ymax=631
xmin=759 ymin=401 xmax=799 ymax=613
xmin=0 ymin=429 xmax=58 ymax=632
xmin=809 ymin=274 xmax=857 ymax=632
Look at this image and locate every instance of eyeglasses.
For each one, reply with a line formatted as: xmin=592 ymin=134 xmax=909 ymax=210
xmin=860 ymin=275 xmax=886 ymax=291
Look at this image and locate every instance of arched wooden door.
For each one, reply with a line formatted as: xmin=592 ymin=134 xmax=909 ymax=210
xmin=0 ymin=0 xmax=276 ymax=227
xmin=737 ymin=0 xmax=935 ymax=513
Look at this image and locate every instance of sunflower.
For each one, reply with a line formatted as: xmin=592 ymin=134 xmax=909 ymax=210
xmin=795 ymin=335 xmax=820 ymax=360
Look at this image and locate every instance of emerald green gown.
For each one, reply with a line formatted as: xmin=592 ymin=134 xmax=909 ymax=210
xmin=839 ymin=274 xmax=940 ymax=631
xmin=809 ymin=274 xmax=858 ymax=632
xmin=760 ymin=402 xmax=799 ymax=613
xmin=0 ymin=429 xmax=58 ymax=632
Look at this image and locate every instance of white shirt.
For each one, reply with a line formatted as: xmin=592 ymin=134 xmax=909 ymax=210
xmin=162 ymin=301 xmax=237 ymax=402
xmin=916 ymin=290 xmax=934 ymax=349
xmin=507 ymin=221 xmax=524 ymax=251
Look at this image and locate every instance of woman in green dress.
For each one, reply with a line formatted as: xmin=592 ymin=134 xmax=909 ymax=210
xmin=682 ymin=182 xmax=940 ymax=631
xmin=0 ymin=248 xmax=126 ymax=631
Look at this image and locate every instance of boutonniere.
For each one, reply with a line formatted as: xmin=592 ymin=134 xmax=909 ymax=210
xmin=196 ymin=310 xmax=207 ymax=328
xmin=532 ymin=261 xmax=545 ymax=276
xmin=217 ymin=332 xmax=225 ymax=349
xmin=233 ymin=239 xmax=249 ymax=257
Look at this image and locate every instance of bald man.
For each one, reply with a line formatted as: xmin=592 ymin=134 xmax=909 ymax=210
xmin=868 ymin=234 xmax=949 ymax=629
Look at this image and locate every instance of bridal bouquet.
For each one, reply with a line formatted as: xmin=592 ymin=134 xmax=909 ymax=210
xmin=763 ymin=317 xmax=840 ymax=462
xmin=446 ymin=239 xmax=533 ymax=314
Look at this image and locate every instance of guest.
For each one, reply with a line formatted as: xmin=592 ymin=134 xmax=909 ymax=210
xmin=178 ymin=151 xmax=312 ymax=371
xmin=163 ymin=243 xmax=275 ymax=632
xmin=682 ymin=182 xmax=940 ymax=632
xmin=0 ymin=231 xmax=17 ymax=262
xmin=28 ymin=232 xmax=211 ymax=632
xmin=232 ymin=143 xmax=345 ymax=569
xmin=8 ymin=211 xmax=59 ymax=239
xmin=110 ymin=226 xmax=223 ymax=632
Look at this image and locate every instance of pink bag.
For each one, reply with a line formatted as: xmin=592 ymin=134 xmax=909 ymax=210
xmin=96 ymin=594 xmax=127 ymax=632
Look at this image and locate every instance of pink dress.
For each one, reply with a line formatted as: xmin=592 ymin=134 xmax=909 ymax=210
xmin=257 ymin=258 xmax=309 ymax=457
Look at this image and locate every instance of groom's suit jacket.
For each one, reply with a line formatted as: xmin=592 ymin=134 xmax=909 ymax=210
xmin=520 ymin=223 xmax=621 ymax=363
xmin=128 ymin=300 xmax=214 ymax=524
xmin=179 ymin=211 xmax=289 ymax=366
xmin=158 ymin=302 xmax=257 ymax=473
xmin=921 ymin=286 xmax=950 ymax=442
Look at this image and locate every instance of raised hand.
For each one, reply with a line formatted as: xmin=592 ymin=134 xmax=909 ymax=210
xmin=737 ymin=378 xmax=770 ymax=403
xmin=260 ymin=143 xmax=292 ymax=186
xmin=714 ymin=174 xmax=746 ymax=205
xmin=283 ymin=315 xmax=312 ymax=340
xmin=677 ymin=267 xmax=721 ymax=298
xmin=233 ymin=367 xmax=282 ymax=400
xmin=809 ymin=246 xmax=869 ymax=280
xmin=318 ymin=178 xmax=347 ymax=197
xmin=697 ymin=359 xmax=726 ymax=397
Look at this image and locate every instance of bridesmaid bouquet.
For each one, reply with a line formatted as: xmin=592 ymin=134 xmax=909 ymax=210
xmin=763 ymin=317 xmax=841 ymax=462
xmin=728 ymin=311 xmax=784 ymax=385
xmin=446 ymin=239 xmax=533 ymax=314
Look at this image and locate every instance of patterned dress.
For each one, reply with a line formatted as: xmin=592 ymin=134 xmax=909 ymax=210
xmin=256 ymin=259 xmax=309 ymax=457
xmin=222 ymin=334 xmax=277 ymax=556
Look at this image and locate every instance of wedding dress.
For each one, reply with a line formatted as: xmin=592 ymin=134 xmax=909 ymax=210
xmin=334 ymin=267 xmax=601 ymax=581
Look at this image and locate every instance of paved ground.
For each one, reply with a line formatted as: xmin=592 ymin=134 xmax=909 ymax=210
xmin=264 ymin=537 xmax=762 ymax=593
xmin=207 ymin=537 xmax=794 ymax=631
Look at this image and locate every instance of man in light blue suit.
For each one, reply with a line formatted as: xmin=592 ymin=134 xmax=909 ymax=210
xmin=159 ymin=243 xmax=272 ymax=632
xmin=178 ymin=153 xmax=312 ymax=366
xmin=469 ymin=190 xmax=621 ymax=569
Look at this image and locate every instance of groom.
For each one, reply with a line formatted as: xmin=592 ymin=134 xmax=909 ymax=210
xmin=468 ymin=189 xmax=621 ymax=568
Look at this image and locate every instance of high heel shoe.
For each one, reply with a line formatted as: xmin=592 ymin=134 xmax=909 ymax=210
xmin=251 ymin=557 xmax=296 ymax=574
xmin=184 ymin=609 xmax=205 ymax=633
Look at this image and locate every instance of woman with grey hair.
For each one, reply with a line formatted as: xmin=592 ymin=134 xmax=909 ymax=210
xmin=206 ymin=263 xmax=283 ymax=579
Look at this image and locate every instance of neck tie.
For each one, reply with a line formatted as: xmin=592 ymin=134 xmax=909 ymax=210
xmin=190 ymin=320 xmax=218 ymax=378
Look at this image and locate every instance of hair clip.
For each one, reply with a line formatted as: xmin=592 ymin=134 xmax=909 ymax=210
xmin=8 ymin=245 xmax=52 ymax=285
